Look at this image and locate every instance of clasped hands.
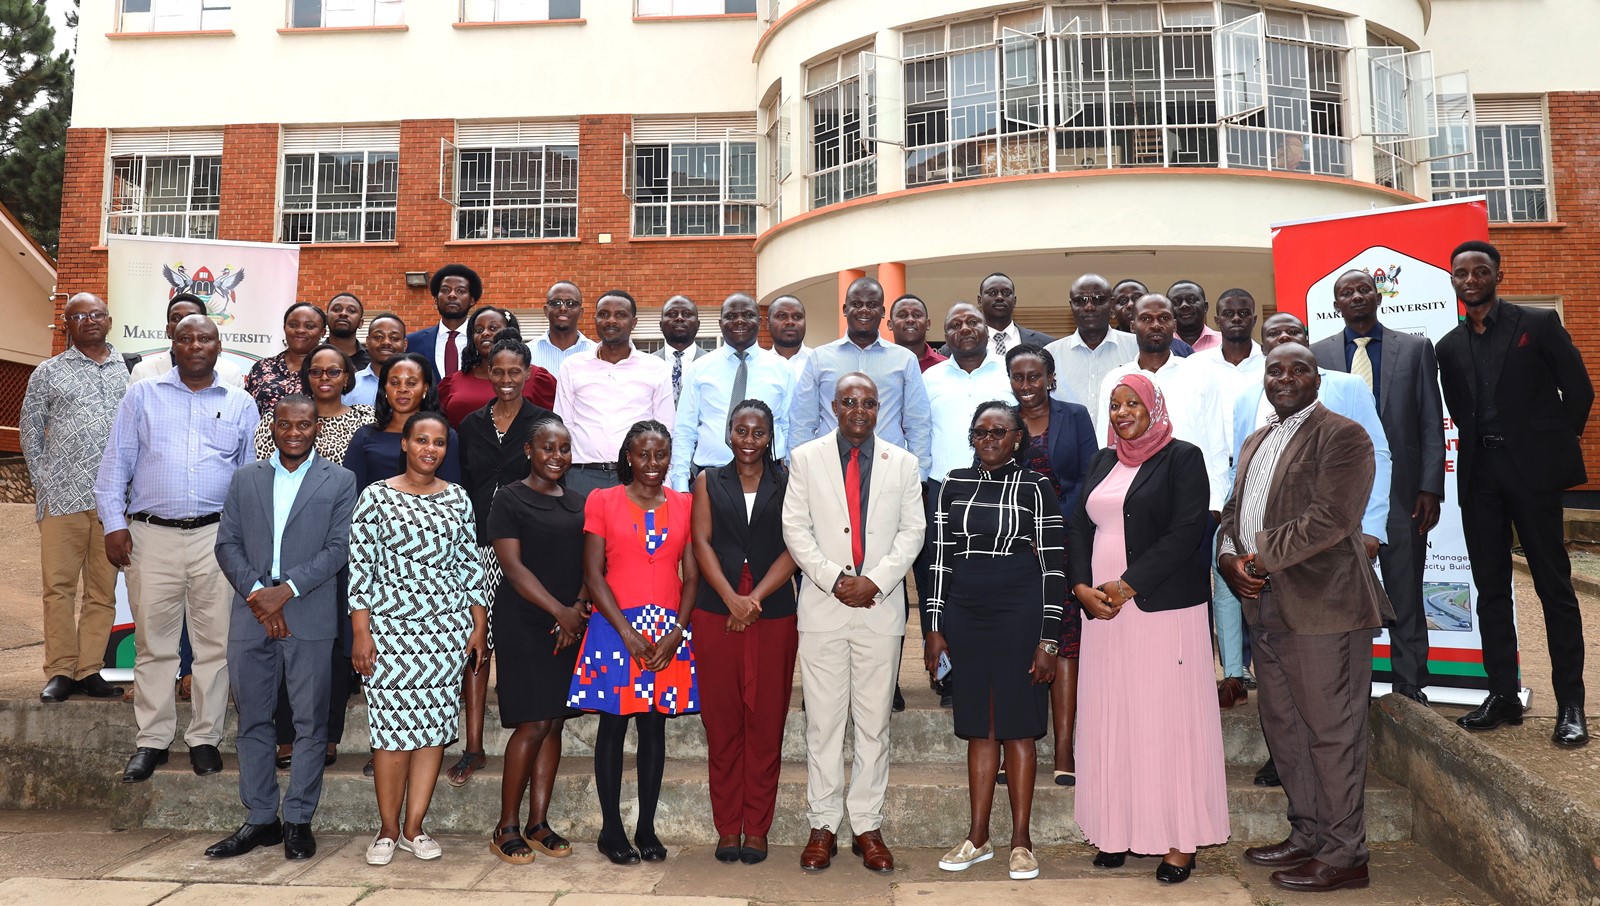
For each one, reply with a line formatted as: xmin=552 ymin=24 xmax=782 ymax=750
xmin=1073 ymin=577 xmax=1137 ymax=620
xmin=248 ymin=583 xmax=295 ymax=640
xmin=722 ymin=592 xmax=762 ymax=632
xmin=623 ymin=624 xmax=684 ymax=672
xmin=832 ymin=574 xmax=880 ymax=609
xmin=1218 ymin=552 xmax=1268 ymax=599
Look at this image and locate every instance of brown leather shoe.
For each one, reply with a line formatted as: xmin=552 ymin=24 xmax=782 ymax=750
xmin=851 ymin=829 xmax=895 ymax=873
xmin=1243 ymin=838 xmax=1313 ymax=868
xmin=1218 ymin=677 xmax=1248 ymax=709
xmin=1271 ymin=858 xmax=1369 ymax=892
xmin=800 ymin=828 xmax=836 ymax=872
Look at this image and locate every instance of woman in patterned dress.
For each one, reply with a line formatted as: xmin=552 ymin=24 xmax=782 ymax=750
xmin=450 ymin=334 xmax=556 ymax=788
xmin=245 ymin=302 xmax=326 ymax=416
xmin=568 ymin=420 xmax=700 ymax=865
xmin=437 ymin=308 xmax=557 ymax=426
xmin=350 ymin=411 xmax=488 ymax=866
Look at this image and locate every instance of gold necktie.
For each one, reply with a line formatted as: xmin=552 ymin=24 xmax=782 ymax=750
xmin=1352 ymin=337 xmax=1374 ymax=393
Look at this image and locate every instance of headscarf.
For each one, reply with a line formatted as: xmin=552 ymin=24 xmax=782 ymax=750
xmin=1108 ymin=373 xmax=1174 ymax=467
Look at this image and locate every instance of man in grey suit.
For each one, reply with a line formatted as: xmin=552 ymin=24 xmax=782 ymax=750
xmin=1311 ymin=271 xmax=1445 ymax=702
xmin=208 ymin=394 xmax=357 ymax=861
xmin=939 ymin=273 xmax=1055 ymax=357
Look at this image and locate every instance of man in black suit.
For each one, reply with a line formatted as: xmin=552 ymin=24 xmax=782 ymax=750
xmin=940 ymin=273 xmax=1053 ymax=356
xmin=1437 ymin=240 xmax=1594 ymax=748
xmin=1311 ymin=270 xmax=1445 ymax=703
xmin=406 ymin=264 xmax=481 ymax=381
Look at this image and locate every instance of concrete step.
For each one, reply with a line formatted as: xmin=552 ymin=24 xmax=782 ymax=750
xmin=0 ymin=697 xmax=1272 ymax=767
xmin=109 ymin=752 xmax=1412 ymax=848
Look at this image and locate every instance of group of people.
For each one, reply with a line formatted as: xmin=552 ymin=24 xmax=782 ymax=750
xmin=19 ymin=240 xmax=1591 ymax=893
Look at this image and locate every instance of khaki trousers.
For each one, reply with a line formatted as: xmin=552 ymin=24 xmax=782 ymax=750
xmin=39 ymin=509 xmax=119 ymax=680
xmin=126 ymin=521 xmax=233 ymax=749
xmin=798 ymin=612 xmax=902 ymax=835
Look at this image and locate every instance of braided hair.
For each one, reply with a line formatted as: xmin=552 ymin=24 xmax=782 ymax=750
xmin=615 ymin=419 xmax=671 ymax=485
xmin=726 ymin=398 xmax=780 ymax=472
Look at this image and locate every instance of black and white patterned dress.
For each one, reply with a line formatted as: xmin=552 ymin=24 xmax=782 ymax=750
xmin=349 ymin=480 xmax=488 ymax=751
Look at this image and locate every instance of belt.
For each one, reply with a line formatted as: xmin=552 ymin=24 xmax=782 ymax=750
xmin=570 ymin=462 xmax=616 ymax=472
xmin=129 ymin=512 xmax=221 ymax=530
xmin=1479 ymin=434 xmax=1509 ymax=449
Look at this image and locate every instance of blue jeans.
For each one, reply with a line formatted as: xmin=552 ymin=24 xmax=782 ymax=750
xmin=1213 ymin=564 xmax=1248 ymax=678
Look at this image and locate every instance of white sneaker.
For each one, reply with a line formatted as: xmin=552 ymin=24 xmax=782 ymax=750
xmin=938 ymin=839 xmax=994 ymax=871
xmin=366 ymin=835 xmax=396 ymax=866
xmin=399 ymin=832 xmax=443 ymax=860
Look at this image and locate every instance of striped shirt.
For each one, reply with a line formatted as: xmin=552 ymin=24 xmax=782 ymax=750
xmin=925 ymin=462 xmax=1067 ymax=644
xmin=1220 ymin=402 xmax=1320 ymax=559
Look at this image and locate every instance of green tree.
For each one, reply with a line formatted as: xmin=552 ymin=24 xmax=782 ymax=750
xmin=0 ymin=0 xmax=73 ymax=256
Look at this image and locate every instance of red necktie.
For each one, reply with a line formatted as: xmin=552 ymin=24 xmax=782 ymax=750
xmin=444 ymin=329 xmax=460 ymax=377
xmin=846 ymin=447 xmax=864 ymax=570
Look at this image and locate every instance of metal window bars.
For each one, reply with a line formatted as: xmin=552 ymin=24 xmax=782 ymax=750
xmin=106 ymin=153 xmax=221 ymax=240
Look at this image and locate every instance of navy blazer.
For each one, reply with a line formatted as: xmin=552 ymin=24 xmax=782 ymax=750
xmin=1039 ymin=398 xmax=1097 ymax=508
xmin=215 ymin=456 xmax=358 ymax=642
xmin=406 ymin=324 xmax=465 ymax=383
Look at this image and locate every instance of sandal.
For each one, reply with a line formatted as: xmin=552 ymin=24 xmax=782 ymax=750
xmin=523 ymin=820 xmax=573 ymax=858
xmin=446 ymin=751 xmax=487 ymax=787
xmin=489 ymin=825 xmax=535 ymax=865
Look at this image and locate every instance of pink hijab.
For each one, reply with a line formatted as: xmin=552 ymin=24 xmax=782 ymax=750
xmin=1108 ymin=373 xmax=1175 ymax=467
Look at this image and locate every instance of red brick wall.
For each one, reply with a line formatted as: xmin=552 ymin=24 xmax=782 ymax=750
xmin=1487 ymin=91 xmax=1600 ymax=490
xmin=52 ymin=117 xmax=757 ymax=347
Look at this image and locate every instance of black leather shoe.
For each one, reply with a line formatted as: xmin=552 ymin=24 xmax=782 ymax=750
xmin=40 ymin=675 xmax=74 ymax=703
xmin=205 ymin=820 xmax=283 ymax=858
xmin=636 ymin=829 xmax=667 ymax=862
xmin=598 ymin=833 xmax=640 ymax=865
xmin=1394 ymin=686 xmax=1429 ymax=705
xmin=1092 ymin=849 xmax=1127 ymax=868
xmin=1553 ymin=703 xmax=1590 ymax=748
xmin=73 ymin=673 xmax=123 ymax=698
xmin=122 ymin=747 xmax=168 ymax=783
xmin=1156 ymin=854 xmax=1195 ymax=883
xmin=1244 ymin=839 xmax=1314 ymax=868
xmin=1253 ymin=757 xmax=1281 ymax=787
xmin=283 ymin=822 xmax=316 ymax=860
xmin=190 ymin=744 xmax=223 ymax=775
xmin=1457 ymin=693 xmax=1524 ymax=731
xmin=892 ymin=685 xmax=905 ymax=713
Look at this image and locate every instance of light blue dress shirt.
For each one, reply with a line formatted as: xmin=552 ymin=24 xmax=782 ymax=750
xmin=342 ymin=365 xmax=379 ymax=407
xmin=668 ymin=344 xmax=796 ymax=491
xmin=922 ymin=356 xmax=1016 ymax=482
xmin=530 ymin=331 xmax=596 ymax=376
xmin=94 ymin=368 xmax=260 ymax=534
xmin=789 ymin=335 xmax=932 ymax=479
xmin=253 ymin=449 xmax=314 ymax=596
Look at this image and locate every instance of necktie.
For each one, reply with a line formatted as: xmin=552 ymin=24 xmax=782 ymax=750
xmin=846 ymin=447 xmax=864 ymax=570
xmin=672 ymin=349 xmax=684 ymax=401
xmin=1351 ymin=336 xmax=1374 ymax=394
xmin=993 ymin=331 xmax=1008 ymax=356
xmin=444 ymin=329 xmax=460 ymax=377
xmin=729 ymin=350 xmax=748 ymax=417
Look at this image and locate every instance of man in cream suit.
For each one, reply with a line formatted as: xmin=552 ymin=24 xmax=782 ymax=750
xmin=782 ymin=373 xmax=925 ymax=875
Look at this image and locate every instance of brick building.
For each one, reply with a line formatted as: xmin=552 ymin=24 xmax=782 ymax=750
xmin=53 ymin=0 xmax=1599 ymax=488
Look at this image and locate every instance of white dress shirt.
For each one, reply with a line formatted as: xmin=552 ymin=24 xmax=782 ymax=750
xmin=432 ymin=321 xmax=464 ymax=379
xmin=1045 ymin=329 xmax=1137 ymax=409
xmin=530 ymin=330 xmax=596 ymax=376
xmin=667 ymin=344 xmax=795 ymax=491
xmin=780 ymin=345 xmax=812 ymax=380
xmin=554 ymin=345 xmax=676 ymax=465
xmin=1096 ymin=355 xmax=1233 ymax=512
xmin=1191 ymin=341 xmax=1265 ymax=450
xmin=923 ymin=355 xmax=1016 ymax=482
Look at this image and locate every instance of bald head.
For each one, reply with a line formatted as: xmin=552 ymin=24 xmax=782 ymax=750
xmin=1261 ymin=312 xmax=1309 ymax=350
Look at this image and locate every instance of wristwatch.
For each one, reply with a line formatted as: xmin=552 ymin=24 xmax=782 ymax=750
xmin=1038 ymin=640 xmax=1059 ymax=657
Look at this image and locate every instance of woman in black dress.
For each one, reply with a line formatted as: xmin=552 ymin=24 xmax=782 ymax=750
xmin=689 ymin=399 xmax=798 ymax=866
xmin=486 ymin=415 xmax=589 ymax=864
xmin=452 ymin=333 xmax=557 ymax=789
xmin=924 ymin=400 xmax=1066 ymax=882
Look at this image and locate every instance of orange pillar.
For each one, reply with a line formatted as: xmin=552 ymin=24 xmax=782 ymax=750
xmin=837 ymin=268 xmax=866 ymax=338
xmin=877 ymin=261 xmax=906 ymax=340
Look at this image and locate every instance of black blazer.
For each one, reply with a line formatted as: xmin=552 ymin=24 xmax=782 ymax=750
xmin=696 ymin=462 xmax=796 ymax=619
xmin=458 ymin=398 xmax=556 ymax=543
xmin=938 ymin=324 xmax=1056 ymax=356
xmin=1039 ymin=398 xmax=1097 ymax=508
xmin=1437 ymin=301 xmax=1593 ymax=493
xmin=1067 ymin=441 xmax=1211 ymax=612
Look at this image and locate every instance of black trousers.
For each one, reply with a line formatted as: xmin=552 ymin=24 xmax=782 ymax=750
xmin=1461 ymin=446 xmax=1586 ymax=704
xmin=912 ymin=480 xmax=939 ymax=636
xmin=1379 ymin=510 xmax=1431 ymax=693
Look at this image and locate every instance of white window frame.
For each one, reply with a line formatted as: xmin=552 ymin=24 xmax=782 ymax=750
xmin=626 ymin=115 xmax=759 ymax=238
xmin=807 ymin=49 xmax=877 ymax=209
xmin=443 ymin=122 xmax=580 ymax=240
xmin=459 ymin=0 xmax=581 ymax=22
xmin=118 ymin=0 xmax=232 ymax=32
xmin=635 ymin=0 xmax=757 ymax=16
xmin=278 ymin=126 xmax=401 ymax=244
xmin=104 ymin=130 xmax=224 ymax=243
xmin=287 ymin=0 xmax=405 ymax=28
xmin=1430 ymin=98 xmax=1552 ymax=223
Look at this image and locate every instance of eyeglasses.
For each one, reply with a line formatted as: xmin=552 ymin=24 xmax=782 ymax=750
xmin=547 ymin=299 xmax=581 ymax=310
xmin=65 ymin=312 xmax=109 ymax=323
xmin=981 ymin=288 xmax=1016 ymax=299
xmin=837 ymin=397 xmax=879 ymax=410
xmin=307 ymin=368 xmax=345 ymax=379
xmin=1070 ymin=293 xmax=1109 ymax=307
xmin=968 ymin=427 xmax=1017 ymax=442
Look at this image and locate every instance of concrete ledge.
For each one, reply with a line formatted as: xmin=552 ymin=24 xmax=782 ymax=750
xmin=1370 ymin=693 xmax=1600 ymax=904
xmin=1514 ymin=550 xmax=1600 ymax=598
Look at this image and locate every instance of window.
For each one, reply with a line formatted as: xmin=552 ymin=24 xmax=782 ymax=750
xmin=289 ymin=0 xmax=404 ymax=28
xmin=1431 ymin=98 xmax=1549 ymax=223
xmin=446 ymin=122 xmax=579 ymax=239
xmin=635 ymin=0 xmax=756 ymax=15
xmin=119 ymin=0 xmax=231 ymax=32
xmin=105 ymin=131 xmax=223 ymax=240
xmin=279 ymin=126 xmax=400 ymax=243
xmin=763 ymin=93 xmax=791 ymax=223
xmin=628 ymin=116 xmax=758 ymax=237
xmin=807 ymin=51 xmax=877 ymax=209
xmin=460 ymin=0 xmax=580 ymax=21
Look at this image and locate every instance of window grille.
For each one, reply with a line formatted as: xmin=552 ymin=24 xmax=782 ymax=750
xmin=627 ymin=116 xmax=759 ymax=236
xmin=105 ymin=130 xmax=224 ymax=241
xmin=444 ymin=122 xmax=579 ymax=239
xmin=807 ymin=51 xmax=877 ymax=209
xmin=1431 ymin=98 xmax=1550 ymax=222
xmin=279 ymin=126 xmax=400 ymax=243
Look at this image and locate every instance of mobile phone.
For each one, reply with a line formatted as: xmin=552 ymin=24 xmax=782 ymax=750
xmin=935 ymin=651 xmax=953 ymax=681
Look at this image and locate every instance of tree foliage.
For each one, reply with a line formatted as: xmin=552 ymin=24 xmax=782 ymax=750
xmin=0 ymin=0 xmax=73 ymax=256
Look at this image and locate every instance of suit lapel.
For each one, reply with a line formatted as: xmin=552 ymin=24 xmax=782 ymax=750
xmin=283 ymin=459 xmax=330 ymax=531
xmin=820 ymin=430 xmax=851 ymax=515
xmin=1047 ymin=400 xmax=1070 ymax=467
xmin=250 ymin=463 xmax=275 ymax=527
xmin=1267 ymin=406 xmax=1325 ymax=493
xmin=747 ymin=466 xmax=779 ymax=531
xmin=1379 ymin=328 xmax=1403 ymax=417
xmin=1124 ymin=443 xmax=1166 ymax=500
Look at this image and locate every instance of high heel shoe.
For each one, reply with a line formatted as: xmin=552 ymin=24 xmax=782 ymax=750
xmin=635 ymin=829 xmax=667 ymax=862
xmin=1093 ymin=849 xmax=1128 ymax=868
xmin=1156 ymin=853 xmax=1195 ymax=883
xmin=597 ymin=833 xmax=640 ymax=865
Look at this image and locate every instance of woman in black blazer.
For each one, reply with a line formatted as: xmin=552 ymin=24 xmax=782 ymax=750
xmin=689 ymin=399 xmax=798 ymax=867
xmin=1067 ymin=374 xmax=1228 ymax=885
xmin=1006 ymin=343 xmax=1097 ymax=786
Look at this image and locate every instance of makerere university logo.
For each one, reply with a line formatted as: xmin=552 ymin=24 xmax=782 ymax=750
xmin=1307 ymin=246 xmax=1451 ymax=330
xmin=163 ymin=262 xmax=247 ymax=324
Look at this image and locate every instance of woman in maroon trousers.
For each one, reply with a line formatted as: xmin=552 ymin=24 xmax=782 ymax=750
xmin=689 ymin=399 xmax=798 ymax=866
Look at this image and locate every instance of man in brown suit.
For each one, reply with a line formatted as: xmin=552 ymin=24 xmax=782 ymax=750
xmin=1218 ymin=344 xmax=1394 ymax=893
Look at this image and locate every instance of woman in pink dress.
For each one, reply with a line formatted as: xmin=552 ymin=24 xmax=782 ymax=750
xmin=1066 ymin=374 xmax=1229 ymax=884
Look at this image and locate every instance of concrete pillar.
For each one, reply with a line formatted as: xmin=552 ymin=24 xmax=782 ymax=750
xmin=877 ymin=261 xmax=906 ymax=340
